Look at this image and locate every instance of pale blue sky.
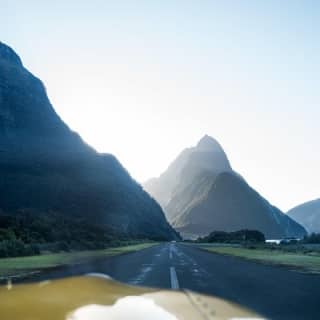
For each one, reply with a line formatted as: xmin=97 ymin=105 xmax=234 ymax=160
xmin=1 ymin=0 xmax=319 ymax=211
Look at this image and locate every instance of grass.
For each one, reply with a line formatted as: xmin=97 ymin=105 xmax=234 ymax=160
xmin=200 ymin=245 xmax=320 ymax=273
xmin=0 ymin=243 xmax=157 ymax=280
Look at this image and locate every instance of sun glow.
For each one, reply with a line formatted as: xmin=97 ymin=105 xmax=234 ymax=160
xmin=3 ymin=0 xmax=319 ymax=211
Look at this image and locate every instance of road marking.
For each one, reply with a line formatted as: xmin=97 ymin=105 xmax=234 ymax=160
xmin=129 ymin=265 xmax=153 ymax=285
xmin=169 ymin=243 xmax=175 ymax=259
xmin=170 ymin=267 xmax=180 ymax=289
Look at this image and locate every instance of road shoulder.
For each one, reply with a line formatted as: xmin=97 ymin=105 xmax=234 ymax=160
xmin=0 ymin=242 xmax=158 ymax=282
xmin=193 ymin=244 xmax=320 ymax=274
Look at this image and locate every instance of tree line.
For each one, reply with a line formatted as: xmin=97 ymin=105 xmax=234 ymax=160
xmin=196 ymin=229 xmax=265 ymax=243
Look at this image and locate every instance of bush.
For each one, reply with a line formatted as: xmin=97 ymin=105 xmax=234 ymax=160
xmin=0 ymin=239 xmax=40 ymax=258
xmin=0 ymin=228 xmax=16 ymax=241
xmin=0 ymin=211 xmax=120 ymax=256
xmin=303 ymin=233 xmax=320 ymax=244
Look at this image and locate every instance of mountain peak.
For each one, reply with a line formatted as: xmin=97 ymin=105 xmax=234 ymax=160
xmin=0 ymin=42 xmax=23 ymax=67
xmin=196 ymin=135 xmax=223 ymax=151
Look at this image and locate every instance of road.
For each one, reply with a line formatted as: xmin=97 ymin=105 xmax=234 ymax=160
xmin=18 ymin=243 xmax=320 ymax=319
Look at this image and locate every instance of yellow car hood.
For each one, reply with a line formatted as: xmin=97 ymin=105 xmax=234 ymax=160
xmin=0 ymin=275 xmax=264 ymax=320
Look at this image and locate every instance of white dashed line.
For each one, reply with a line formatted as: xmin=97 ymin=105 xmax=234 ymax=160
xmin=169 ymin=249 xmax=173 ymax=259
xmin=170 ymin=266 xmax=180 ymax=289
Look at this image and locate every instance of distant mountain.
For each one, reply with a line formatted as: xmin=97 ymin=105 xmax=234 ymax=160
xmin=287 ymin=199 xmax=320 ymax=234
xmin=144 ymin=135 xmax=232 ymax=220
xmin=144 ymin=135 xmax=306 ymax=239
xmin=0 ymin=42 xmax=178 ymax=246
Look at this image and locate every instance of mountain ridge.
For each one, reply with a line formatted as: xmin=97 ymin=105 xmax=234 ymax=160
xmin=0 ymin=42 xmax=22 ymax=67
xmin=144 ymin=136 xmax=306 ymax=239
xmin=0 ymin=42 xmax=179 ymax=246
xmin=287 ymin=199 xmax=320 ymax=234
xmin=144 ymin=134 xmax=232 ymax=210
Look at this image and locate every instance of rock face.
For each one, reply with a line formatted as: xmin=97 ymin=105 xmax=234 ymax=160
xmin=0 ymin=42 xmax=178 ymax=242
xmin=287 ymin=199 xmax=320 ymax=234
xmin=144 ymin=136 xmax=306 ymax=239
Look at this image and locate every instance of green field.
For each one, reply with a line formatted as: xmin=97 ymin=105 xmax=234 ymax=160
xmin=201 ymin=245 xmax=320 ymax=273
xmin=0 ymin=243 xmax=157 ymax=280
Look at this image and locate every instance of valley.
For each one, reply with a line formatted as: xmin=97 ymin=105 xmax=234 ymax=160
xmin=1 ymin=2 xmax=320 ymax=320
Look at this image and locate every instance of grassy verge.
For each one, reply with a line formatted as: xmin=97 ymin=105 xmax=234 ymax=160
xmin=200 ymin=245 xmax=320 ymax=273
xmin=0 ymin=243 xmax=157 ymax=280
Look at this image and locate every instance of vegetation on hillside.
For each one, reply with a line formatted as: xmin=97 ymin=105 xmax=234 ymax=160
xmin=0 ymin=212 xmax=161 ymax=258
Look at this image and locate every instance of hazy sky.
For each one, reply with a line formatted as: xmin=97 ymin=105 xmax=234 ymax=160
xmin=1 ymin=1 xmax=319 ymax=211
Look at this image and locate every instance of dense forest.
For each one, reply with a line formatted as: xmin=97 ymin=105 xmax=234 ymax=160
xmin=0 ymin=211 xmax=162 ymax=258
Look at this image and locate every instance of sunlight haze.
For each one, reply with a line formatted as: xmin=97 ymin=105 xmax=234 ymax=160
xmin=1 ymin=0 xmax=319 ymax=211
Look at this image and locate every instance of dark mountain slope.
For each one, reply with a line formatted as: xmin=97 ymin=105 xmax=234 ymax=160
xmin=0 ymin=42 xmax=178 ymax=247
xmin=172 ymin=172 xmax=305 ymax=238
xmin=287 ymin=199 xmax=320 ymax=234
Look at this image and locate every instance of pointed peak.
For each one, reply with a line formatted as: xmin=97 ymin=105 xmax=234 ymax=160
xmin=0 ymin=42 xmax=23 ymax=67
xmin=196 ymin=135 xmax=223 ymax=151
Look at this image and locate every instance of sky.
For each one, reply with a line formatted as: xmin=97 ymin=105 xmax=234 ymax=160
xmin=1 ymin=0 xmax=319 ymax=211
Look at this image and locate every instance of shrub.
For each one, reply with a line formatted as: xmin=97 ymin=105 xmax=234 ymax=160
xmin=0 ymin=239 xmax=40 ymax=258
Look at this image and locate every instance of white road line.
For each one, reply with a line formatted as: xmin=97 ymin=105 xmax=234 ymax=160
xmin=169 ymin=243 xmax=175 ymax=259
xmin=129 ymin=265 xmax=153 ymax=285
xmin=170 ymin=267 xmax=180 ymax=289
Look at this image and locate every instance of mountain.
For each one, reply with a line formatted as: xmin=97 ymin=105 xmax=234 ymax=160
xmin=144 ymin=135 xmax=306 ymax=239
xmin=287 ymin=199 xmax=320 ymax=234
xmin=144 ymin=135 xmax=232 ymax=219
xmin=0 ymin=42 xmax=178 ymax=247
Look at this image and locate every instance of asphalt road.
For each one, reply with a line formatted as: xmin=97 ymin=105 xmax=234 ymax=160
xmin=18 ymin=243 xmax=320 ymax=319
